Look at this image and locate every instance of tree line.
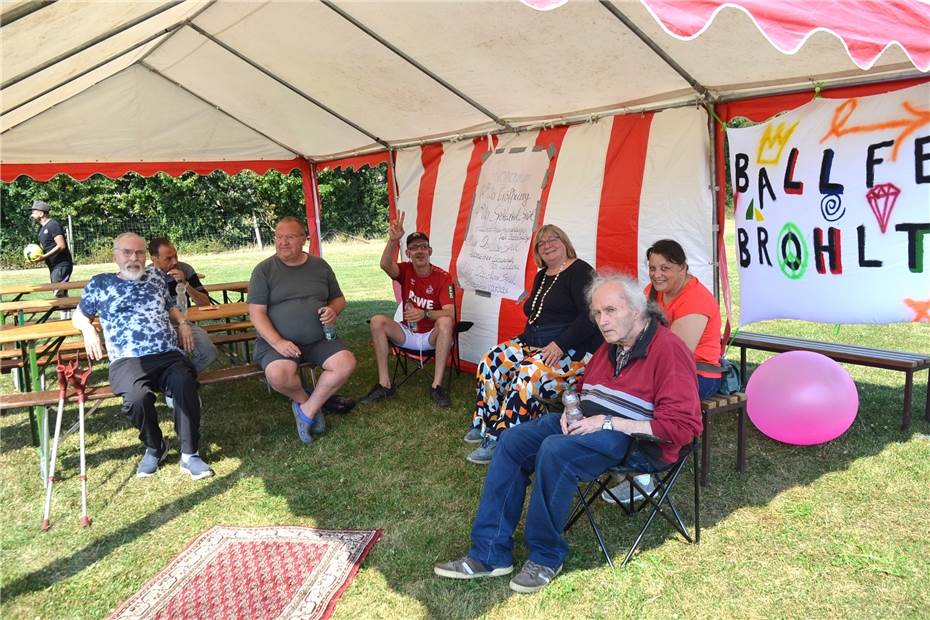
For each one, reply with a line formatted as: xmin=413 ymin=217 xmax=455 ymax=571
xmin=0 ymin=165 xmax=388 ymax=268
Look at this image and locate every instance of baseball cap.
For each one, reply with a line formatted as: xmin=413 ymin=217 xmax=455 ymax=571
xmin=30 ymin=200 xmax=50 ymax=212
xmin=406 ymin=231 xmax=429 ymax=246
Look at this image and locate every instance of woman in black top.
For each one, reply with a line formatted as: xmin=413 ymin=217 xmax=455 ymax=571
xmin=465 ymin=224 xmax=602 ymax=464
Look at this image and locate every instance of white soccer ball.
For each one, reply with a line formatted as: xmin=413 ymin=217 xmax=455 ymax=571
xmin=24 ymin=243 xmax=42 ymax=260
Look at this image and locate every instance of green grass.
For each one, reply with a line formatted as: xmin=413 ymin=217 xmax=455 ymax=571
xmin=1 ymin=236 xmax=928 ymax=619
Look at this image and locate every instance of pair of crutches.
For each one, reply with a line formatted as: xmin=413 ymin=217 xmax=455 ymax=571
xmin=41 ymin=354 xmax=92 ymax=530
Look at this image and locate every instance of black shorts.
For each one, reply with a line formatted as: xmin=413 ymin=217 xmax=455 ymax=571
xmin=254 ymin=336 xmax=348 ymax=371
xmin=49 ymin=261 xmax=73 ymax=297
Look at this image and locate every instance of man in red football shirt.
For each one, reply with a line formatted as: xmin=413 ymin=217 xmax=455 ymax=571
xmin=360 ymin=212 xmax=455 ymax=407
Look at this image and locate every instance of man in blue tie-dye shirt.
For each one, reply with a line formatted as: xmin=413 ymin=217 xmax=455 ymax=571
xmin=73 ymin=233 xmax=213 ymax=480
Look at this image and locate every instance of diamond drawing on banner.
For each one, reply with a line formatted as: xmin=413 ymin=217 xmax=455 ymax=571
xmin=865 ymin=183 xmax=901 ymax=233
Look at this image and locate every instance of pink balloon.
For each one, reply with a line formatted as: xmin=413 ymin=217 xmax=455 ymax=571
xmin=746 ymin=351 xmax=858 ymax=446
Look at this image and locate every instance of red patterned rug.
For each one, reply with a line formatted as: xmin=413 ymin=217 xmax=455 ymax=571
xmin=108 ymin=526 xmax=381 ymax=620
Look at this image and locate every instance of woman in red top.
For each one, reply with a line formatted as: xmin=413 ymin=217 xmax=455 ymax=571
xmin=645 ymin=239 xmax=722 ymax=400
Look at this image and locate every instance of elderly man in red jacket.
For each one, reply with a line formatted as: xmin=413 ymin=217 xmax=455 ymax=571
xmin=434 ymin=271 xmax=702 ymax=594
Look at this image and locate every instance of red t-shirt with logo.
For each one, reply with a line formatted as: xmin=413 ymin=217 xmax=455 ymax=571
xmin=394 ymin=262 xmax=454 ymax=333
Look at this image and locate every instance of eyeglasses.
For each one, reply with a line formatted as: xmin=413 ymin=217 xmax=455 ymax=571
xmin=115 ymin=248 xmax=146 ymax=258
xmin=408 ymin=243 xmax=430 ymax=251
xmin=275 ymin=234 xmax=306 ymax=242
xmin=535 ymin=237 xmax=561 ymax=248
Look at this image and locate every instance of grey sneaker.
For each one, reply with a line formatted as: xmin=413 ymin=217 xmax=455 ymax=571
xmin=429 ymin=385 xmax=451 ymax=408
xmin=136 ymin=440 xmax=167 ymax=478
xmin=180 ymin=455 xmax=214 ymax=480
xmin=466 ymin=435 xmax=498 ymax=464
xmin=601 ymin=474 xmax=656 ymax=505
xmin=434 ymin=556 xmax=513 ymax=579
xmin=509 ymin=560 xmax=562 ymax=594
xmin=359 ymin=383 xmax=395 ymax=405
xmin=463 ymin=426 xmax=483 ymax=444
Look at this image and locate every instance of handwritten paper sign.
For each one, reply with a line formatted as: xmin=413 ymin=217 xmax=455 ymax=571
xmin=456 ymin=146 xmax=552 ymax=300
xmin=727 ymin=83 xmax=930 ymax=325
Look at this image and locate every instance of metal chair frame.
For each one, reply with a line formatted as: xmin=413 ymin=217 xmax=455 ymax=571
xmin=565 ymin=435 xmax=700 ymax=567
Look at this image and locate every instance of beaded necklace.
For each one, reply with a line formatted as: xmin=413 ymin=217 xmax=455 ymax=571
xmin=527 ymin=261 xmax=567 ymax=324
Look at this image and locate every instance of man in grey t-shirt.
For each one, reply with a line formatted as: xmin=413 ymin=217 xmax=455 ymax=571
xmin=248 ymin=217 xmax=357 ymax=444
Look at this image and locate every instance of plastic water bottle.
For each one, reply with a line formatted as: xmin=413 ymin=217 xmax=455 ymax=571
xmin=323 ymin=323 xmax=337 ymax=341
xmin=175 ymin=281 xmax=188 ymax=316
xmin=404 ymin=301 xmax=418 ymax=331
xmin=563 ymin=386 xmax=584 ymax=426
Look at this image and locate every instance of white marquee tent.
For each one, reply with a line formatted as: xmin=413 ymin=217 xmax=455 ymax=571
xmin=2 ymin=0 xmax=928 ymax=361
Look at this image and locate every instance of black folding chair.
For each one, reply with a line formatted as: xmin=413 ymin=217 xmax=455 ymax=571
xmin=565 ymin=433 xmax=700 ymax=567
xmin=390 ymin=319 xmax=473 ymax=391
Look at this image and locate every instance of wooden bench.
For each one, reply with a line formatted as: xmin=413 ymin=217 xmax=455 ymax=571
xmin=0 ymin=364 xmax=266 ymax=411
xmin=700 ymin=392 xmax=747 ymax=486
xmin=732 ymin=332 xmax=930 ymax=429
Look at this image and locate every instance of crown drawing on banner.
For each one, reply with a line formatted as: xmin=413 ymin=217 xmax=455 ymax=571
xmin=756 ymin=121 xmax=799 ymax=165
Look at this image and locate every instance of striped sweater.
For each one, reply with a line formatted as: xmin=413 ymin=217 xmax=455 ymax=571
xmin=579 ymin=319 xmax=702 ymax=463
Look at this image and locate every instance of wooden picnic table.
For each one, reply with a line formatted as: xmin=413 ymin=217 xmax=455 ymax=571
xmin=0 ymin=297 xmax=81 ymax=325
xmin=203 ymin=280 xmax=249 ymax=303
xmin=0 ymin=280 xmax=88 ymax=301
xmin=1 ymin=302 xmax=252 ymax=483
xmin=0 ymin=302 xmax=250 ymax=345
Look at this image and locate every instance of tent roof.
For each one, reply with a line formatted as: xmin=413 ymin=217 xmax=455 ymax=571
xmin=1 ymin=0 xmax=928 ymax=167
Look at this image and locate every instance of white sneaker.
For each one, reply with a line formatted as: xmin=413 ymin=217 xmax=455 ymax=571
xmin=601 ymin=474 xmax=656 ymax=505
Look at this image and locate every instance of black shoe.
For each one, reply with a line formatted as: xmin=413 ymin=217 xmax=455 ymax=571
xmin=359 ymin=383 xmax=395 ymax=405
xmin=429 ymin=385 xmax=451 ymax=407
xmin=323 ymin=394 xmax=356 ymax=415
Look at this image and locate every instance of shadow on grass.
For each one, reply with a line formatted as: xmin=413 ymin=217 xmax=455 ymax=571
xmin=3 ymin=298 xmax=928 ymax=618
xmin=2 ymin=401 xmax=240 ymax=603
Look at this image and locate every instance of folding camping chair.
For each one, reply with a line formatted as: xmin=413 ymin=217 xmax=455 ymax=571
xmin=389 ymin=301 xmax=473 ymax=392
xmin=564 ymin=433 xmax=700 ymax=567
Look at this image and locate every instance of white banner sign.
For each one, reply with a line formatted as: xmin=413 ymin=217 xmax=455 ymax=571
xmin=727 ymin=83 xmax=930 ymax=325
xmin=456 ymin=146 xmax=552 ymax=300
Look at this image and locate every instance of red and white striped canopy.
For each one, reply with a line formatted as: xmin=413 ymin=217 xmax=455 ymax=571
xmin=1 ymin=0 xmax=927 ymax=166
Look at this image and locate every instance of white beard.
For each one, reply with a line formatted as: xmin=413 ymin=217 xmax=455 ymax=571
xmin=120 ymin=265 xmax=144 ymax=281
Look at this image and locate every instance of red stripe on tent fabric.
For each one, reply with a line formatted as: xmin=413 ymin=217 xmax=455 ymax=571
xmin=0 ymin=159 xmax=307 ymax=183
xmin=317 ymin=151 xmax=389 ymax=172
xmin=497 ymin=127 xmax=569 ymax=344
xmin=719 ymin=76 xmax=930 ymax=124
xmin=415 ymin=143 xmax=444 ymax=237
xmin=595 ymin=112 xmax=654 ymax=275
xmin=448 ymin=136 xmax=497 ymax=324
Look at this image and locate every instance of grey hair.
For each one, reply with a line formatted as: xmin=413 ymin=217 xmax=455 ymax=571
xmin=113 ymin=232 xmax=144 ymax=251
xmin=585 ymin=270 xmax=668 ymax=326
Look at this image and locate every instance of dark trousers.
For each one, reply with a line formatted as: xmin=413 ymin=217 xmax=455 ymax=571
xmin=109 ymin=351 xmax=200 ymax=454
xmin=49 ymin=261 xmax=73 ymax=298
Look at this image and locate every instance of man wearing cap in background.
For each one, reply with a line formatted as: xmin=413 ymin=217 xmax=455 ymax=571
xmin=28 ymin=200 xmax=74 ymax=298
xmin=360 ymin=212 xmax=455 ymax=408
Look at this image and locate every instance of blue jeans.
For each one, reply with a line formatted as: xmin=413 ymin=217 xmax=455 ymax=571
xmin=468 ymin=413 xmax=660 ymax=570
xmin=697 ymin=375 xmax=722 ymax=400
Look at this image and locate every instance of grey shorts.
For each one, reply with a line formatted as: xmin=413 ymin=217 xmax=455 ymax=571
xmin=254 ymin=336 xmax=348 ymax=371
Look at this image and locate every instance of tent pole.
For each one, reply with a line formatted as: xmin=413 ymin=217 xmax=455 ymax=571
xmin=3 ymin=26 xmax=183 ymax=118
xmin=715 ymin=72 xmax=927 ymax=104
xmin=186 ymin=22 xmax=390 ymax=151
xmin=320 ymin=0 xmax=510 ymax=131
xmin=138 ymin=62 xmax=304 ymax=159
xmin=599 ymin=0 xmax=710 ymax=100
xmin=2 ymin=1 xmax=186 ymax=90
xmin=705 ymin=103 xmax=720 ymax=301
xmin=305 ymin=160 xmax=323 ymax=257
